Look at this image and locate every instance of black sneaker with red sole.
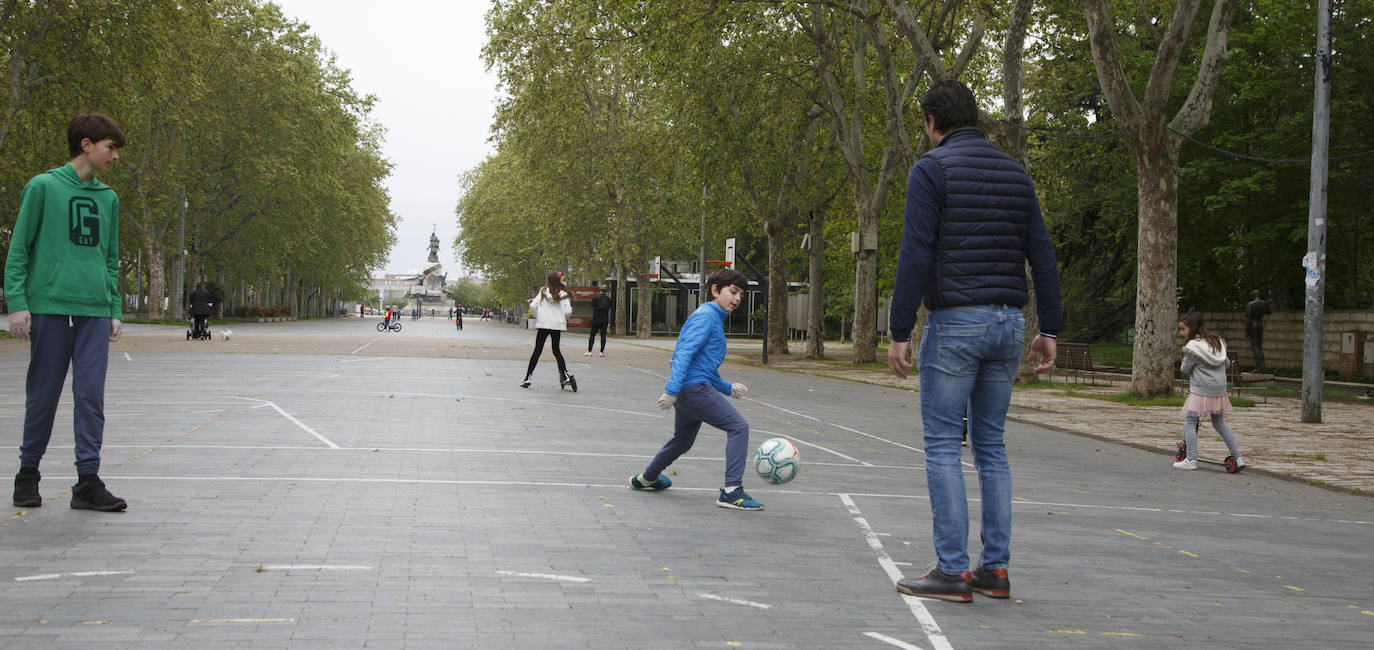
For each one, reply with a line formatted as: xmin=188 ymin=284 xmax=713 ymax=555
xmin=896 ymin=568 xmax=972 ymax=602
xmin=971 ymin=565 xmax=1010 ymax=598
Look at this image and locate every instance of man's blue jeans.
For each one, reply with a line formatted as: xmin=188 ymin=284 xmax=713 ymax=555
xmin=918 ymin=305 xmax=1024 ymax=575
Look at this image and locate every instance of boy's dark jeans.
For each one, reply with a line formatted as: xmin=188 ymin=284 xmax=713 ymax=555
xmin=19 ymin=314 xmax=109 ymax=475
xmin=644 ymin=382 xmax=750 ymax=486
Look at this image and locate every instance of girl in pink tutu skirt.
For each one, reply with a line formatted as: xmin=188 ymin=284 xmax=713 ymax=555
xmin=1173 ymin=312 xmax=1246 ymax=471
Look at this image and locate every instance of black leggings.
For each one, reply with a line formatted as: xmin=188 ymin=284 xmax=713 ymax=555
xmin=526 ymin=328 xmax=567 ymax=380
xmin=587 ymin=321 xmax=608 ymax=352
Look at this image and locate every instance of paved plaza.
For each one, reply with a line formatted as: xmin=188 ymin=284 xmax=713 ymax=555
xmin=1 ymin=317 xmax=1371 ymax=648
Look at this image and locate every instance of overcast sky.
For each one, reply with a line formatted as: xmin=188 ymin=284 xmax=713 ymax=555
xmin=270 ymin=0 xmax=499 ymax=277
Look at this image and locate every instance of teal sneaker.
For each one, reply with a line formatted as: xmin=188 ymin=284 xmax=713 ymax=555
xmin=630 ymin=474 xmax=671 ymax=490
xmin=716 ymin=487 xmax=763 ymax=510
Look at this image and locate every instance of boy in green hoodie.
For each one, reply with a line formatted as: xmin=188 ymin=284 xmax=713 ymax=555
xmin=6 ymin=113 xmax=127 ymax=511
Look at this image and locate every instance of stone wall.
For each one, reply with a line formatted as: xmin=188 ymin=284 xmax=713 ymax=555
xmin=1197 ymin=309 xmax=1374 ymax=377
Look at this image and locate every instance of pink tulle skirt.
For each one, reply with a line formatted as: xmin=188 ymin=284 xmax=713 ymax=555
xmin=1182 ymin=393 xmax=1233 ymax=417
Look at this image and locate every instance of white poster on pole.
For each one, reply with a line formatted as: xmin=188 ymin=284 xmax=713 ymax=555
xmin=725 ymin=238 xmax=736 ymax=268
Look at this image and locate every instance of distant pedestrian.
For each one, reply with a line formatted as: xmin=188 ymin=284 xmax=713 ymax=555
xmin=360 ymin=304 xmax=365 ymax=318
xmin=521 ymin=273 xmax=575 ymax=391
xmin=629 ymin=268 xmax=760 ymax=511
xmin=586 ymin=285 xmax=612 ymax=357
xmin=7 ymin=112 xmax=129 ymax=511
xmin=1174 ymin=312 xmax=1246 ymax=472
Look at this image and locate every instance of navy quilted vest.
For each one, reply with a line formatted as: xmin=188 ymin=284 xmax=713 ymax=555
xmin=922 ymin=128 xmax=1035 ymax=310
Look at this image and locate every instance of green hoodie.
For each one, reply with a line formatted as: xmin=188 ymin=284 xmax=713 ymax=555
xmin=4 ymin=163 xmax=122 ymax=318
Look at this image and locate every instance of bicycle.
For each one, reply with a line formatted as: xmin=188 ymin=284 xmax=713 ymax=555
xmin=376 ymin=320 xmax=402 ymax=333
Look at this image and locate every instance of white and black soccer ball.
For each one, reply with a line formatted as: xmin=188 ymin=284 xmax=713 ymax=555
xmin=753 ymin=437 xmax=799 ymax=485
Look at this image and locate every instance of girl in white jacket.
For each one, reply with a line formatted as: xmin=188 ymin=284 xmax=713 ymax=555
xmin=1174 ymin=312 xmax=1245 ymax=471
xmin=522 ymin=273 xmax=576 ymax=391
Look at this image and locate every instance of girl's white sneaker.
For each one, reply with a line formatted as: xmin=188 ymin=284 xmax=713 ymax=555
xmin=1172 ymin=459 xmax=1198 ymax=470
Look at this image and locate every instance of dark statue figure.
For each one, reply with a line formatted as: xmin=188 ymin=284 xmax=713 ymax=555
xmin=1245 ymin=290 xmax=1271 ymax=373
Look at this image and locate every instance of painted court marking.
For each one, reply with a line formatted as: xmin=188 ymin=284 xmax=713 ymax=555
xmin=259 ymin=565 xmax=373 ymax=571
xmin=220 ymin=397 xmax=339 ymax=449
xmin=15 ymin=570 xmax=134 ymax=582
xmin=863 ymin=631 xmax=925 ymax=650
xmin=839 ymin=493 xmax=953 ymax=650
xmin=697 ymin=593 xmax=771 ymax=610
xmin=495 ymin=570 xmax=590 ymax=583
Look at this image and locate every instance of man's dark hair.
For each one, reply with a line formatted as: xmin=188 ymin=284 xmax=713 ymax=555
xmin=706 ymin=268 xmax=748 ymax=294
xmin=920 ymin=80 xmax=978 ymax=133
xmin=68 ymin=112 xmax=126 ymax=157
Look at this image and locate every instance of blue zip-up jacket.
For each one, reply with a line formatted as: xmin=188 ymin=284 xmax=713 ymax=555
xmin=664 ymin=302 xmax=733 ymax=396
xmin=889 ymin=128 xmax=1062 ymax=342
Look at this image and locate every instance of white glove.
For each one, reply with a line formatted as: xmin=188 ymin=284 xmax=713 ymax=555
xmin=657 ymin=393 xmax=677 ymax=410
xmin=730 ymin=383 xmax=748 ymax=399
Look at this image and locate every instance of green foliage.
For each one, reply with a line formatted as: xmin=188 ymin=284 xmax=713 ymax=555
xmin=0 ymin=0 xmax=394 ymax=316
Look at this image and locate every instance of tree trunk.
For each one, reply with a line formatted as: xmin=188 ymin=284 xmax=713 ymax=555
xmin=804 ymin=210 xmax=826 ymax=358
xmin=765 ymin=217 xmax=790 ymax=355
xmin=636 ymin=272 xmax=652 ymax=339
xmin=1130 ymin=141 xmax=1182 ymax=396
xmin=614 ymin=259 xmax=627 ymax=336
xmin=853 ymin=228 xmax=878 ymax=362
xmin=146 ymin=242 xmax=166 ymax=319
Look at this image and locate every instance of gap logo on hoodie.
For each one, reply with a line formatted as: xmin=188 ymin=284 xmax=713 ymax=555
xmin=69 ymin=197 xmax=101 ymax=246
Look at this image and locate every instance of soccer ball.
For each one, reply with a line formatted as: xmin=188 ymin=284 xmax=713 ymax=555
xmin=753 ymin=437 xmax=799 ymax=485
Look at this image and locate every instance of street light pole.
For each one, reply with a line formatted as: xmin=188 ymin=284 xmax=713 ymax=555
xmin=1301 ymin=0 xmax=1332 ymax=423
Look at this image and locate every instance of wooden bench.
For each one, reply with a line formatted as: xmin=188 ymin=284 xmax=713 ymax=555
xmin=1053 ymin=341 xmax=1110 ymax=385
xmin=1227 ymin=350 xmax=1271 ymax=403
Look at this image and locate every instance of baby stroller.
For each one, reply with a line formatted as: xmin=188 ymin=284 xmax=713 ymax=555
xmin=187 ymin=313 xmax=212 ymax=340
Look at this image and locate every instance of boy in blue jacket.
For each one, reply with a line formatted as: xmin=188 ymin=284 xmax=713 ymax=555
xmin=630 ymin=268 xmax=760 ymax=510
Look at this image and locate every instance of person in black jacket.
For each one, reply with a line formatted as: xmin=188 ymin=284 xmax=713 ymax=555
xmin=585 ymin=284 xmax=613 ymax=357
xmin=188 ymin=282 xmax=212 ymax=339
xmin=885 ymin=80 xmax=1061 ymax=603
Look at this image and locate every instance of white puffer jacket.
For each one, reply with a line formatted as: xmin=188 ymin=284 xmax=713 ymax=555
xmin=1181 ymin=338 xmax=1229 ymax=397
xmin=530 ymin=287 xmax=572 ymax=331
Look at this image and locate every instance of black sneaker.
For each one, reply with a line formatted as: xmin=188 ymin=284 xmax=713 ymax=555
xmin=13 ymin=467 xmax=41 ymax=508
xmin=561 ymin=374 xmax=577 ymax=392
xmin=971 ymin=565 xmax=1010 ymax=598
xmin=70 ymin=476 xmax=127 ymax=512
xmin=896 ymin=568 xmax=972 ymax=602
xmin=520 ymin=379 xmax=531 ymax=389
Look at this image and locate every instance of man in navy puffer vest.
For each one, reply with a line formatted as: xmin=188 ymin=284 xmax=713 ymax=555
xmin=887 ymin=80 xmax=1062 ymax=603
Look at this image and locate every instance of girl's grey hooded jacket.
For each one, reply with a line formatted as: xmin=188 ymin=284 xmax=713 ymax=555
xmin=1181 ymin=338 xmax=1229 ymax=397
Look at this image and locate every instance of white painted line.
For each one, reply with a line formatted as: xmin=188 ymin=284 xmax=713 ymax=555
xmin=697 ymin=593 xmax=771 ymax=610
xmin=285 ymin=388 xmax=665 ymax=420
xmin=123 ymin=352 xmax=132 ymax=361
xmin=190 ymin=618 xmax=296 ymax=624
xmin=339 ymin=357 xmax=369 ymax=363
xmin=350 ymin=338 xmax=380 ymax=355
xmin=192 ymin=409 xmax=225 ymax=414
xmin=15 ymin=570 xmax=133 ymax=582
xmin=261 ymin=400 xmax=339 ymax=449
xmin=495 ymin=570 xmax=590 ymax=583
xmin=66 ymin=475 xmax=1374 ymax=527
xmin=754 ymin=428 xmax=873 ymax=466
xmin=749 ymin=397 xmax=979 ymax=469
xmin=840 ymin=494 xmax=952 ymax=650
xmin=864 ymin=631 xmax=925 ymax=650
xmin=259 ymin=564 xmax=372 ymax=571
xmin=222 ymin=397 xmax=340 ymax=449
xmin=92 ymin=444 xmax=924 ymax=471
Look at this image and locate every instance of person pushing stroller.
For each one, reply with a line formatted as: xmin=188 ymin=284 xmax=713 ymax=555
xmin=188 ymin=282 xmax=212 ymax=340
